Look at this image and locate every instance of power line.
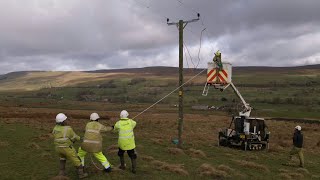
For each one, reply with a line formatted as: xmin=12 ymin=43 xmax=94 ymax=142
xmin=196 ymin=28 xmax=206 ymax=68
xmin=131 ymin=0 xmax=216 ymax=68
xmin=132 ymin=68 xmax=206 ymax=120
xmin=183 ymin=42 xmax=196 ymax=68
xmin=174 ymin=0 xmax=199 ymax=15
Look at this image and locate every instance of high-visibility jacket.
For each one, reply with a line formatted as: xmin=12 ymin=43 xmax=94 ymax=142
xmin=213 ymin=53 xmax=223 ymax=71
xmin=81 ymin=121 xmax=112 ymax=153
xmin=114 ymin=118 xmax=136 ymax=150
xmin=52 ymin=125 xmax=80 ymax=148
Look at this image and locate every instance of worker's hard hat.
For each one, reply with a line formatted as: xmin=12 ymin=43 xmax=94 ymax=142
xmin=215 ymin=50 xmax=221 ymax=56
xmin=120 ymin=110 xmax=129 ymax=119
xmin=295 ymin=125 xmax=302 ymax=131
xmin=90 ymin=113 xmax=100 ymax=121
xmin=56 ymin=113 xmax=67 ymax=123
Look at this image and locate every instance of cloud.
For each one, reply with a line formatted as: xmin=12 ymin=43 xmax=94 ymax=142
xmin=0 ymin=0 xmax=319 ymax=74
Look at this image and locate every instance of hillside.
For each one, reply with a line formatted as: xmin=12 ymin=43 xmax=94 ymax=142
xmin=0 ymin=64 xmax=319 ymax=91
xmin=0 ymin=65 xmax=319 ymax=119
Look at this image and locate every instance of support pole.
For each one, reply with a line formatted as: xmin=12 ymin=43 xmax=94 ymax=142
xmin=178 ymin=20 xmax=184 ymax=148
xmin=167 ymin=14 xmax=199 ymax=148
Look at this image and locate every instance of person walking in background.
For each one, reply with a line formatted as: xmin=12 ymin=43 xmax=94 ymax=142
xmin=78 ymin=113 xmax=113 ymax=174
xmin=114 ymin=110 xmax=137 ymax=174
xmin=286 ymin=125 xmax=304 ymax=168
xmin=52 ymin=113 xmax=88 ymax=179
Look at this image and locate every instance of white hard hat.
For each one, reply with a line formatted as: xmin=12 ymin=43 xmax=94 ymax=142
xmin=295 ymin=125 xmax=302 ymax=131
xmin=56 ymin=113 xmax=67 ymax=123
xmin=120 ymin=110 xmax=129 ymax=119
xmin=90 ymin=113 xmax=100 ymax=121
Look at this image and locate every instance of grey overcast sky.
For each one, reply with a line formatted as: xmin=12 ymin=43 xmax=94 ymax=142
xmin=0 ymin=0 xmax=319 ymax=74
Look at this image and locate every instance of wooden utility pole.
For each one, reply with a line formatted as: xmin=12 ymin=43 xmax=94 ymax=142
xmin=167 ymin=14 xmax=199 ymax=148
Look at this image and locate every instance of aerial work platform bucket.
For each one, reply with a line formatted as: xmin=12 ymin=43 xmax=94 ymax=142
xmin=202 ymin=62 xmax=232 ymax=96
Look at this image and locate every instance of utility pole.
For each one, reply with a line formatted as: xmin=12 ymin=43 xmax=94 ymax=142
xmin=167 ymin=14 xmax=200 ymax=148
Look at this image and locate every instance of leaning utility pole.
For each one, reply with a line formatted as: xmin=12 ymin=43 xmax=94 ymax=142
xmin=167 ymin=14 xmax=200 ymax=148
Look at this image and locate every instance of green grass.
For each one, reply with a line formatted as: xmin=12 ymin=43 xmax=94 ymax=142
xmin=1 ymin=122 xmax=320 ymax=179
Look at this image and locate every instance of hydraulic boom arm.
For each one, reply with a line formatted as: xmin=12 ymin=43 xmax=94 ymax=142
xmin=229 ymin=82 xmax=252 ymax=117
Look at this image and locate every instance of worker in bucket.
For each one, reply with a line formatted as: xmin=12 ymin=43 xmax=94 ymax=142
xmin=78 ymin=113 xmax=113 ymax=173
xmin=286 ymin=125 xmax=304 ymax=167
xmin=114 ymin=110 xmax=137 ymax=174
xmin=213 ymin=50 xmax=223 ymax=71
xmin=52 ymin=113 xmax=88 ymax=179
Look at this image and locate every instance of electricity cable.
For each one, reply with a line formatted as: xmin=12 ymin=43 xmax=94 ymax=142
xmin=132 ymin=68 xmax=206 ymax=119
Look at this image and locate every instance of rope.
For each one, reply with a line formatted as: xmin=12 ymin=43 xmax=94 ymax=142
xmin=90 ymin=154 xmax=103 ymax=171
xmin=132 ymin=68 xmax=206 ymax=119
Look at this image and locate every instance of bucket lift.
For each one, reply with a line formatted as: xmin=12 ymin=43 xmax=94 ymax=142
xmin=202 ymin=58 xmax=270 ymax=150
xmin=202 ymin=62 xmax=251 ymax=117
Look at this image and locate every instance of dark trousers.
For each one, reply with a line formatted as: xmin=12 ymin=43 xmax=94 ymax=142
xmin=118 ymin=148 xmax=137 ymax=159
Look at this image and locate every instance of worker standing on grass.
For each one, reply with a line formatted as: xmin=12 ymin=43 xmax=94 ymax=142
xmin=286 ymin=125 xmax=304 ymax=167
xmin=52 ymin=113 xmax=88 ymax=179
xmin=78 ymin=113 xmax=113 ymax=173
xmin=114 ymin=110 xmax=137 ymax=174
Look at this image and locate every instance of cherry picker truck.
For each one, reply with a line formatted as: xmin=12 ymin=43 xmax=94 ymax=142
xmin=202 ymin=52 xmax=270 ymax=151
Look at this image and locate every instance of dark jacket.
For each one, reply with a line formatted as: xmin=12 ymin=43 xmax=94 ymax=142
xmin=293 ymin=131 xmax=303 ymax=148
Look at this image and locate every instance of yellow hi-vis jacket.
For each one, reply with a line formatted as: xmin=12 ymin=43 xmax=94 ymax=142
xmin=114 ymin=118 xmax=137 ymax=150
xmin=81 ymin=121 xmax=113 ymax=153
xmin=52 ymin=125 xmax=80 ymax=148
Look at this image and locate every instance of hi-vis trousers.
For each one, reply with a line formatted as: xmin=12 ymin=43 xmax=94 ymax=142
xmin=78 ymin=147 xmax=111 ymax=169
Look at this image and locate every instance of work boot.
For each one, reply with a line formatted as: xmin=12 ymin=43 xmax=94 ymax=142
xmin=77 ymin=166 xmax=88 ymax=179
xmin=104 ymin=167 xmax=112 ymax=173
xmin=119 ymin=156 xmax=126 ymax=170
xmin=58 ymin=160 xmax=66 ymax=176
xmin=131 ymin=158 xmax=137 ymax=174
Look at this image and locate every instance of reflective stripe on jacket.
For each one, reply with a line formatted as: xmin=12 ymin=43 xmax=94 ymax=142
xmin=81 ymin=121 xmax=112 ymax=153
xmin=52 ymin=125 xmax=80 ymax=148
xmin=114 ymin=118 xmax=136 ymax=150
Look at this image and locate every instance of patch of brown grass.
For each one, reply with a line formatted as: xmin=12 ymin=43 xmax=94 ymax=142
xmin=198 ymin=163 xmax=230 ymax=178
xmin=27 ymin=142 xmax=40 ymax=150
xmin=150 ymin=138 xmax=164 ymax=145
xmin=287 ymin=173 xmax=304 ymax=179
xmin=151 ymin=160 xmax=188 ymax=176
xmin=233 ymin=160 xmax=269 ymax=172
xmin=217 ymin=164 xmax=234 ymax=173
xmin=188 ymin=148 xmax=206 ymax=158
xmin=312 ymin=175 xmax=320 ymax=179
xmin=167 ymin=147 xmax=185 ymax=155
xmin=140 ymin=155 xmax=155 ymax=161
xmin=40 ymin=152 xmax=52 ymax=159
xmin=106 ymin=144 xmax=118 ymax=154
xmin=297 ymin=168 xmax=310 ymax=175
xmin=278 ymin=169 xmax=290 ymax=173
xmin=278 ymin=173 xmax=292 ymax=180
xmin=0 ymin=141 xmax=9 ymax=147
xmin=34 ymin=133 xmax=52 ymax=141
xmin=49 ymin=175 xmax=70 ymax=180
xmin=245 ymin=155 xmax=259 ymax=161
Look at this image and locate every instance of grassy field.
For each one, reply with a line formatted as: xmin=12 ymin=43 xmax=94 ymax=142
xmin=1 ymin=106 xmax=320 ymax=179
xmin=0 ymin=66 xmax=320 ymax=179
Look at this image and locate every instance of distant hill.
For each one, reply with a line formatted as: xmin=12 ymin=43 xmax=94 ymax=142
xmin=0 ymin=64 xmax=319 ymax=91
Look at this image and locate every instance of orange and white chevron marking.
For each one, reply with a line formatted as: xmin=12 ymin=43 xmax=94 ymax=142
xmin=207 ymin=69 xmax=228 ymax=84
